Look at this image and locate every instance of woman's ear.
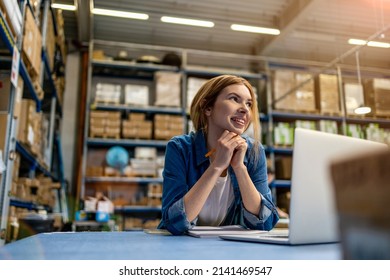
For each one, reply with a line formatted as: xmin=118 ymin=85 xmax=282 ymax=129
xmin=200 ymin=99 xmax=212 ymax=116
xmin=204 ymin=107 xmax=212 ymax=116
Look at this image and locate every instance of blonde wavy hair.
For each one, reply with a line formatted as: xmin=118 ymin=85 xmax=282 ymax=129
xmin=190 ymin=75 xmax=262 ymax=162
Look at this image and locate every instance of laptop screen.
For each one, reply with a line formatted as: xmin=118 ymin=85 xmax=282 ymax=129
xmin=288 ymin=128 xmax=388 ymax=244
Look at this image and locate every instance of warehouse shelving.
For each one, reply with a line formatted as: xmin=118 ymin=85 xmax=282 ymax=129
xmin=79 ymin=40 xmax=269 ymax=230
xmin=265 ymin=61 xmax=390 ymax=214
xmin=80 ymin=38 xmax=390 ymax=227
xmin=80 ymin=42 xmax=184 ymax=229
xmin=0 ymin=0 xmax=67 ymax=245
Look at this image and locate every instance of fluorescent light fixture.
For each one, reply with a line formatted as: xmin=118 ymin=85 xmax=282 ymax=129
xmin=367 ymin=41 xmax=390 ymax=48
xmin=161 ymin=16 xmax=214 ymax=28
xmin=231 ymin=24 xmax=280 ymax=35
xmin=354 ymin=106 xmax=372 ymax=115
xmin=51 ymin=3 xmax=76 ymax=11
xmin=93 ymin=8 xmax=149 ymax=20
xmin=348 ymin=38 xmax=367 ymax=45
xmin=348 ymin=38 xmax=390 ymax=48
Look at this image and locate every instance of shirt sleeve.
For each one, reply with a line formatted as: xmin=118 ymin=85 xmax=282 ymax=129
xmin=158 ymin=138 xmax=195 ymax=235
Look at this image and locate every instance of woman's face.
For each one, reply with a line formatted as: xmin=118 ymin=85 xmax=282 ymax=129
xmin=205 ymin=83 xmax=253 ymax=136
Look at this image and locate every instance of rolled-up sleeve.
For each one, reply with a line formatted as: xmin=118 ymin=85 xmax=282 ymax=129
xmin=158 ymin=139 xmax=195 ymax=235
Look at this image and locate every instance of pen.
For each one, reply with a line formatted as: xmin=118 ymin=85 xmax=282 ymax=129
xmin=205 ymin=148 xmax=216 ymax=158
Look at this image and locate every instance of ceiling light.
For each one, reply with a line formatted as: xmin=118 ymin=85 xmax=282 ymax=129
xmin=231 ymin=24 xmax=280 ymax=35
xmin=354 ymin=106 xmax=371 ymax=115
xmin=348 ymin=38 xmax=390 ymax=48
xmin=51 ymin=3 xmax=76 ymax=11
xmin=348 ymin=39 xmax=367 ymax=45
xmin=161 ymin=16 xmax=214 ymax=28
xmin=367 ymin=41 xmax=390 ymax=48
xmin=93 ymin=8 xmax=149 ymax=20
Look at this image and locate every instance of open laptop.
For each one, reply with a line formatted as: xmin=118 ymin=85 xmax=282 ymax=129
xmin=220 ymin=128 xmax=389 ymax=245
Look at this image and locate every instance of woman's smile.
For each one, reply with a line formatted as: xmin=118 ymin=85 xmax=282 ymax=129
xmin=231 ymin=116 xmax=246 ymax=127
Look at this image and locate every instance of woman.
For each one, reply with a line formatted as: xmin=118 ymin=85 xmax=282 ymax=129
xmin=158 ymin=74 xmax=279 ymax=235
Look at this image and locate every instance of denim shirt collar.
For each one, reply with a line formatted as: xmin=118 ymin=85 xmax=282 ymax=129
xmin=193 ymin=130 xmax=250 ymax=167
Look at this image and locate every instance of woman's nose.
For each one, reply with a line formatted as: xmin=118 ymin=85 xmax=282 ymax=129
xmin=238 ymin=104 xmax=249 ymax=113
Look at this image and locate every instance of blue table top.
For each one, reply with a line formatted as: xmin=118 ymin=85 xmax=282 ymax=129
xmin=0 ymin=231 xmax=341 ymax=260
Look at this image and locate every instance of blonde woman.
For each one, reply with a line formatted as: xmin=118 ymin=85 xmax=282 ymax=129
xmin=158 ymin=75 xmax=279 ymax=235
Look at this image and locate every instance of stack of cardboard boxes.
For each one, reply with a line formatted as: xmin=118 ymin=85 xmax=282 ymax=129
xmin=154 ymin=114 xmax=184 ymax=140
xmin=89 ymin=110 xmax=121 ymax=139
xmin=122 ymin=113 xmax=153 ymax=139
xmin=17 ymin=99 xmax=45 ymax=163
xmin=94 ymin=83 xmax=121 ymax=104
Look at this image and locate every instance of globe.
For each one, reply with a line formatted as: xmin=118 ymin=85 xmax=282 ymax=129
xmin=106 ymin=146 xmax=129 ymax=172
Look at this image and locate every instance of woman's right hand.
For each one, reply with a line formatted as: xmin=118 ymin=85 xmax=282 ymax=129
xmin=210 ymin=130 xmax=246 ymax=171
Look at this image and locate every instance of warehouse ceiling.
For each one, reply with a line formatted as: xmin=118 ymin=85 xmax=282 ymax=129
xmin=55 ymin=0 xmax=390 ymax=73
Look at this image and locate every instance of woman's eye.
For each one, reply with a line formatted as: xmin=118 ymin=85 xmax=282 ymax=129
xmin=247 ymin=102 xmax=253 ymax=108
xmin=230 ymin=96 xmax=239 ymax=102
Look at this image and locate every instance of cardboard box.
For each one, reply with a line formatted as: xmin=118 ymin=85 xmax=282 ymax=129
xmin=17 ymin=99 xmax=35 ymax=145
xmin=364 ymin=78 xmax=390 ymax=117
xmin=274 ymin=156 xmax=292 ymax=180
xmin=316 ymin=74 xmax=340 ymax=114
xmin=154 ymin=71 xmax=181 ymax=107
xmin=330 ymin=150 xmax=390 ymax=259
xmin=124 ymin=84 xmax=149 ymax=106
xmin=95 ymin=83 xmax=121 ymax=104
xmin=22 ymin=7 xmax=42 ymax=79
xmin=273 ymin=70 xmax=316 ymax=112
xmin=128 ymin=112 xmax=146 ymax=121
xmin=135 ymin=147 xmax=157 ymax=159
xmin=0 ymin=113 xmax=8 ymax=152
xmin=0 ymin=71 xmax=23 ymax=118
xmin=187 ymin=77 xmax=207 ymax=112
xmin=0 ymin=0 xmax=22 ymax=39
xmin=43 ymin=9 xmax=55 ymax=71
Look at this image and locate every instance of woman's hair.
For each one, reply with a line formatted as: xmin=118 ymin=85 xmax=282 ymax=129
xmin=190 ymin=74 xmax=262 ymax=162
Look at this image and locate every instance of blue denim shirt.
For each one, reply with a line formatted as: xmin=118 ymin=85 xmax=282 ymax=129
xmin=158 ymin=131 xmax=279 ymax=235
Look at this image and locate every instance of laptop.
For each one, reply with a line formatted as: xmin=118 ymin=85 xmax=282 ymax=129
xmin=220 ymin=128 xmax=389 ymax=245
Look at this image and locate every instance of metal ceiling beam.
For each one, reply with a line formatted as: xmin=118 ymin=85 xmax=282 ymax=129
xmin=75 ymin=0 xmax=93 ymax=45
xmin=258 ymin=0 xmax=320 ymax=55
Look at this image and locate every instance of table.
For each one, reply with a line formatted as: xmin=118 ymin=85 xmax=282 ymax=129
xmin=0 ymin=231 xmax=341 ymax=260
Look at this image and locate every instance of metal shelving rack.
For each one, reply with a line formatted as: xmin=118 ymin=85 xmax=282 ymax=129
xmin=80 ymin=41 xmax=183 ymax=226
xmin=0 ymin=0 xmax=67 ymax=245
xmin=265 ymin=61 xmax=390 ymax=199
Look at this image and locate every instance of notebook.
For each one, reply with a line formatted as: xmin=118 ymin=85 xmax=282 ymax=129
xmin=187 ymin=225 xmax=266 ymax=238
xmin=220 ymin=128 xmax=389 ymax=245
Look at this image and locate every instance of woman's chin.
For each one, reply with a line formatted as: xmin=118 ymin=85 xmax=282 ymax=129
xmin=227 ymin=126 xmax=245 ymax=135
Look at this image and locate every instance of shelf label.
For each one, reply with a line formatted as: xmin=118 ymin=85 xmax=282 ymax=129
xmin=11 ymin=45 xmax=20 ymax=88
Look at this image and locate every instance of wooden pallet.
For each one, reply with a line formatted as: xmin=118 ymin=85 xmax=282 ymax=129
xmin=94 ymin=100 xmax=121 ymax=106
xmin=274 ymin=108 xmax=319 ymax=115
xmin=320 ymin=111 xmax=341 ymax=117
xmin=89 ymin=133 xmax=121 ymax=139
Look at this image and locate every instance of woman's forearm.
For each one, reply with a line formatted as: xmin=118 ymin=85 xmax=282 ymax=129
xmin=233 ymin=165 xmax=261 ymax=215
